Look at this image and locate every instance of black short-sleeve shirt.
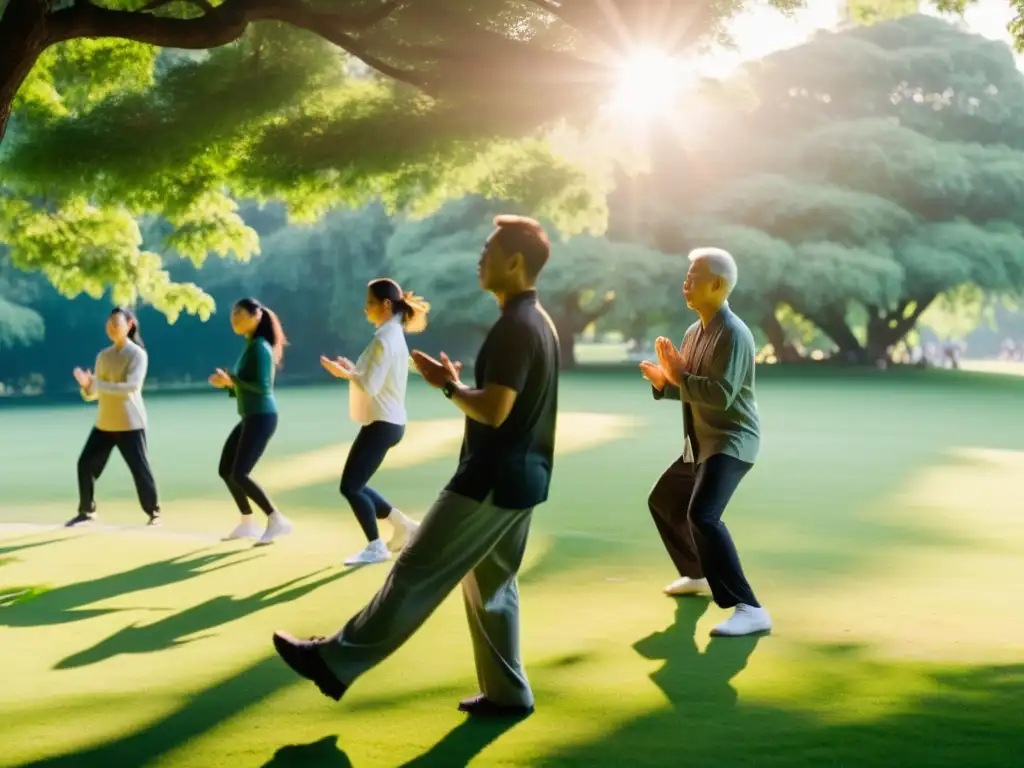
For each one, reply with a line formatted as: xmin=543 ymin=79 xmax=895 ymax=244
xmin=445 ymin=289 xmax=560 ymax=509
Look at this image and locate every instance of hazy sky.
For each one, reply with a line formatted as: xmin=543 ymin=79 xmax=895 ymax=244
xmin=716 ymin=0 xmax=1016 ymax=69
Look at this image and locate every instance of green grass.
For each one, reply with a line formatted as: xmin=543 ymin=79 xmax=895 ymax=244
xmin=1 ymin=370 xmax=1023 ymax=767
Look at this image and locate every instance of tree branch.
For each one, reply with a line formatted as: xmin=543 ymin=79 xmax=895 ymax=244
xmin=44 ymin=0 xmax=429 ymax=87
xmin=138 ymin=0 xmax=214 ymax=14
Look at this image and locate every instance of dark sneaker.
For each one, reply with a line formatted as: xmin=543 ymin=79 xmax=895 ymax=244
xmin=65 ymin=511 xmax=96 ymax=527
xmin=458 ymin=694 xmax=534 ymax=718
xmin=272 ymin=632 xmax=348 ymax=702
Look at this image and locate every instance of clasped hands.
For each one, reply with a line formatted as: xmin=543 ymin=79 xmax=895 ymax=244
xmin=410 ymin=350 xmax=463 ymax=389
xmin=639 ymin=336 xmax=687 ymax=389
xmin=320 ymin=355 xmax=355 ymax=380
xmin=73 ymin=367 xmax=93 ymax=390
xmin=208 ymin=368 xmax=232 ymax=388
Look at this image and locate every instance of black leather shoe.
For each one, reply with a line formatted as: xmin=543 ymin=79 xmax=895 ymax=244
xmin=272 ymin=632 xmax=348 ymax=702
xmin=458 ymin=694 xmax=534 ymax=718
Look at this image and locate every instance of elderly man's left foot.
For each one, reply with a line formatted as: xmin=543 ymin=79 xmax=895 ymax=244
xmin=711 ymin=604 xmax=772 ymax=637
xmin=272 ymin=631 xmax=347 ymax=701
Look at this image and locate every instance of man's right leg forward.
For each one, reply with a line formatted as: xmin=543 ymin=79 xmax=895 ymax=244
xmin=273 ymin=491 xmax=529 ymax=702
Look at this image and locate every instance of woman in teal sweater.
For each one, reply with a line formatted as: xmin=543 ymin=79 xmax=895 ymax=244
xmin=209 ymin=298 xmax=293 ymax=544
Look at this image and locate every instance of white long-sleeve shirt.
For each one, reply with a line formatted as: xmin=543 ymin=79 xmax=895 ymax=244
xmin=348 ymin=316 xmax=409 ymax=426
xmin=80 ymin=340 xmax=149 ymax=431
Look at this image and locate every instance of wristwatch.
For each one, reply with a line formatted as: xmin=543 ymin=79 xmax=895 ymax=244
xmin=442 ymin=380 xmax=458 ymax=399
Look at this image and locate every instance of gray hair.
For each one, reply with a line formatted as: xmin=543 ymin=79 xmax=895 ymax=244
xmin=688 ymin=247 xmax=738 ymax=295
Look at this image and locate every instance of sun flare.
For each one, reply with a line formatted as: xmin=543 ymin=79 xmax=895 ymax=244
xmin=607 ymin=47 xmax=694 ymax=120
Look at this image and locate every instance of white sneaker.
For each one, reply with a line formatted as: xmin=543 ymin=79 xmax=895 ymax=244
xmin=711 ymin=604 xmax=772 ymax=637
xmin=225 ymin=517 xmax=262 ymax=540
xmin=663 ymin=577 xmax=710 ymax=596
xmin=344 ymin=539 xmax=391 ymax=566
xmin=387 ymin=513 xmax=420 ymax=552
xmin=258 ymin=511 xmax=294 ymax=545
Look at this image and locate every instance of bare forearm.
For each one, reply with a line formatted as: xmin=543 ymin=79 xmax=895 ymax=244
xmin=450 ymin=384 xmax=502 ymax=426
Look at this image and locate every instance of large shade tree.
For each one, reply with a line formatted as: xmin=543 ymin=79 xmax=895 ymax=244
xmin=0 ymin=0 xmax=814 ymax=323
xmin=616 ymin=13 xmax=1024 ymax=362
xmin=1 ymin=1 xmax=1011 ymax=323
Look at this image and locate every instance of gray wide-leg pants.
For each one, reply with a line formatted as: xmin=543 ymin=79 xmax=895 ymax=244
xmin=317 ymin=490 xmax=535 ymax=707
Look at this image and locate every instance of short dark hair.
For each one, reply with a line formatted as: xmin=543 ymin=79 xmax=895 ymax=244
xmin=492 ymin=215 xmax=550 ymax=280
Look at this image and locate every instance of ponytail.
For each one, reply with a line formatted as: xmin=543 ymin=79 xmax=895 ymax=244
xmin=235 ymin=298 xmax=287 ymax=367
xmin=368 ymin=278 xmax=431 ymax=335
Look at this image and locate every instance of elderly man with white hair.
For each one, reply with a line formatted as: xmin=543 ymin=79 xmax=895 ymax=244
xmin=639 ymin=246 xmax=771 ymax=637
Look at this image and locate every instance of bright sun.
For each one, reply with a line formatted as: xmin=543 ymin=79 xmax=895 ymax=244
xmin=607 ymin=47 xmax=696 ymax=120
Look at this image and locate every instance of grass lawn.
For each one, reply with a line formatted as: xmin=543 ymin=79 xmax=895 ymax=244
xmin=1 ymin=369 xmax=1022 ymax=767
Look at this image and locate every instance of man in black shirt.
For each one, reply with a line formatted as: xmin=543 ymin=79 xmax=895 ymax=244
xmin=273 ymin=215 xmax=559 ymax=718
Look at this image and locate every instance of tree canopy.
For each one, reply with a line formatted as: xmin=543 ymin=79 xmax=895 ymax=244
xmin=618 ymin=13 xmax=1024 ymax=362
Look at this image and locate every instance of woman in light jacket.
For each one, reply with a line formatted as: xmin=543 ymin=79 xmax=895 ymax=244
xmin=68 ymin=307 xmax=161 ymax=527
xmin=321 ymin=278 xmax=430 ymax=566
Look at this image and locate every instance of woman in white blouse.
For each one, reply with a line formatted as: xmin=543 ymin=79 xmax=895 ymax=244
xmin=321 ymin=279 xmax=430 ymax=565
xmin=68 ymin=307 xmax=161 ymax=528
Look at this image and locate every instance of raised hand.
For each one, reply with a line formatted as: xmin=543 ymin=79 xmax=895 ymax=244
xmin=209 ymin=369 xmax=232 ymax=389
xmin=439 ymin=352 xmax=462 ymax=381
xmin=73 ymin=367 xmax=93 ymax=389
xmin=655 ymin=337 xmax=684 ymax=386
xmin=639 ymin=360 xmax=666 ymax=390
xmin=411 ymin=350 xmax=456 ymax=389
xmin=320 ymin=355 xmax=351 ymax=379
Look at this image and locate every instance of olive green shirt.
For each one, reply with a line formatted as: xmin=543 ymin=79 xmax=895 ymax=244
xmin=653 ymin=304 xmax=761 ymax=465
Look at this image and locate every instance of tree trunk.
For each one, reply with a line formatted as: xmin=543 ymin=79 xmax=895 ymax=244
xmin=760 ymin=311 xmax=803 ymax=362
xmin=0 ymin=0 xmax=49 ymax=142
xmin=809 ymin=310 xmax=868 ymax=363
xmin=865 ymin=295 xmax=937 ymax=360
xmin=550 ymin=292 xmax=616 ymax=370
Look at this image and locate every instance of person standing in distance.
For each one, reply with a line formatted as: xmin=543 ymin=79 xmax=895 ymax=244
xmin=320 ymin=278 xmax=430 ymax=566
xmin=209 ymin=298 xmax=294 ymax=545
xmin=68 ymin=307 xmax=161 ymax=527
xmin=272 ymin=215 xmax=559 ymax=718
xmin=639 ymin=247 xmax=771 ymax=637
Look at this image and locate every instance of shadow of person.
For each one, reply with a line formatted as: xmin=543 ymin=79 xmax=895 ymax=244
xmin=56 ymin=567 xmax=356 ymax=669
xmin=0 ymin=549 xmax=261 ymax=628
xmin=263 ymin=735 xmax=353 ymax=767
xmin=399 ymin=717 xmax=527 ymax=767
xmin=19 ymin=655 xmax=298 ymax=768
xmin=633 ymin=596 xmax=763 ymax=711
xmin=0 ymin=535 xmax=70 ymax=558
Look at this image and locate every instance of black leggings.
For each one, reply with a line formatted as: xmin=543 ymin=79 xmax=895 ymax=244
xmin=78 ymin=428 xmax=159 ymax=516
xmin=340 ymin=421 xmax=405 ymax=542
xmin=219 ymin=413 xmax=278 ymax=516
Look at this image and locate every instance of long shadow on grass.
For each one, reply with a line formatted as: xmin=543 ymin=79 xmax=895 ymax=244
xmin=0 ymin=535 xmax=69 ymax=558
xmin=0 ymin=549 xmax=259 ymax=627
xmin=56 ymin=567 xmax=356 ymax=669
xmin=534 ymin=604 xmax=1024 ymax=767
xmin=262 ymin=720 xmax=522 ymax=768
xmin=14 ymin=656 xmax=297 ymax=768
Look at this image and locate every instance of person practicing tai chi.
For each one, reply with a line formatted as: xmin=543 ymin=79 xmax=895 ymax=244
xmin=273 ymin=215 xmax=559 ymax=718
xmin=209 ymin=298 xmax=293 ymax=545
xmin=68 ymin=307 xmax=161 ymax=528
xmin=320 ymin=278 xmax=430 ymax=566
xmin=639 ymin=247 xmax=771 ymax=638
